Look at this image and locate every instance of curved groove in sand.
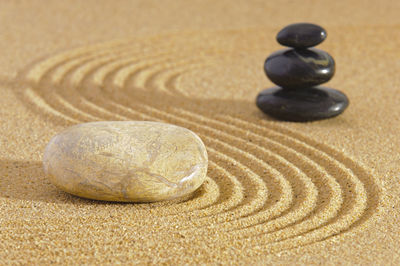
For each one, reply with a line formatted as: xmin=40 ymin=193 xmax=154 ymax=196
xmin=23 ymin=88 xmax=79 ymax=124
xmin=170 ymin=109 xmax=342 ymax=235
xmin=143 ymin=63 xmax=210 ymax=97
xmin=46 ymin=51 xmax=197 ymax=122
xmin=186 ymin=160 xmax=245 ymax=216
xmin=16 ymin=34 xmax=380 ymax=254
xmin=23 ymin=41 xmax=129 ymax=82
xmin=26 ymin=42 xmax=136 ymax=84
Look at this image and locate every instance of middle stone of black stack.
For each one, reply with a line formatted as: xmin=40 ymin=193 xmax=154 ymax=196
xmin=264 ymin=48 xmax=335 ymax=89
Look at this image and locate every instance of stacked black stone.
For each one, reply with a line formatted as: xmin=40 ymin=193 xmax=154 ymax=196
xmin=256 ymin=23 xmax=349 ymax=122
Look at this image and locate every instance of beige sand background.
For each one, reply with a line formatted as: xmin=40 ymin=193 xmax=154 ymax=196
xmin=0 ymin=0 xmax=399 ymax=264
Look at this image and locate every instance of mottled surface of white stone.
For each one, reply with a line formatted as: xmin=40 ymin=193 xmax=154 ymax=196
xmin=43 ymin=121 xmax=208 ymax=202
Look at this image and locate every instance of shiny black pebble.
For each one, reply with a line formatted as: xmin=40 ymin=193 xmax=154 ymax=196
xmin=264 ymin=48 xmax=335 ymax=89
xmin=256 ymin=87 xmax=349 ymax=122
xmin=277 ymin=23 xmax=327 ymax=48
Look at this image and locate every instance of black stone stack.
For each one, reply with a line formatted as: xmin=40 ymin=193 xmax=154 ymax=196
xmin=256 ymin=23 xmax=349 ymax=122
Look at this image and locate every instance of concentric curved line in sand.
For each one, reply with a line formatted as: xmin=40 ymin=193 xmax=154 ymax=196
xmin=142 ymin=64 xmax=211 ymax=97
xmin=24 ymin=42 xmax=147 ymax=83
xmin=170 ymin=109 xmax=344 ymax=235
xmin=30 ymin=54 xmax=174 ymax=122
xmin=52 ymin=51 xmax=209 ymax=122
xmin=213 ymin=116 xmax=375 ymax=243
xmin=185 ymin=160 xmax=244 ymax=216
xmin=15 ymin=32 xmax=380 ymax=253
xmin=23 ymin=41 xmax=126 ymax=82
xmin=23 ymin=88 xmax=80 ymax=124
xmin=23 ymin=37 xmax=192 ymax=83
xmin=223 ymin=115 xmax=379 ymax=223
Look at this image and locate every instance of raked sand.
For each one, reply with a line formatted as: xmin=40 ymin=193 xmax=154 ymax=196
xmin=0 ymin=0 xmax=399 ymax=264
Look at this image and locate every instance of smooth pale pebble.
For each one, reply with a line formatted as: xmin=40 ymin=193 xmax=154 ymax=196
xmin=43 ymin=121 xmax=208 ymax=202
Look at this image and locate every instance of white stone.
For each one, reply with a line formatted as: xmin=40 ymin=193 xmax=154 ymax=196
xmin=43 ymin=121 xmax=208 ymax=202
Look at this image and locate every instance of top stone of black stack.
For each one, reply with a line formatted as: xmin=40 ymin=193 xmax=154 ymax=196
xmin=277 ymin=23 xmax=327 ymax=48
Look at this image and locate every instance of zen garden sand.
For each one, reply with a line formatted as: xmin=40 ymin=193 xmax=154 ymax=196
xmin=0 ymin=0 xmax=399 ymax=264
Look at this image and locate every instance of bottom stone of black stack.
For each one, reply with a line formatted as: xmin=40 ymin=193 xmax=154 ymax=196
xmin=256 ymin=87 xmax=349 ymax=122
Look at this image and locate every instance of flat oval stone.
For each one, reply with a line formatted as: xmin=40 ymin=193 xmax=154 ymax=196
xmin=256 ymin=87 xmax=349 ymax=121
xmin=43 ymin=121 xmax=208 ymax=202
xmin=264 ymin=48 xmax=335 ymax=89
xmin=277 ymin=23 xmax=327 ymax=48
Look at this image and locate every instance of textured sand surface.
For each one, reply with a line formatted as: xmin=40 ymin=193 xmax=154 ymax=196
xmin=0 ymin=0 xmax=399 ymax=264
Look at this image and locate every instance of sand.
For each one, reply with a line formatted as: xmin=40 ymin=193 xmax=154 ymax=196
xmin=0 ymin=0 xmax=399 ymax=264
